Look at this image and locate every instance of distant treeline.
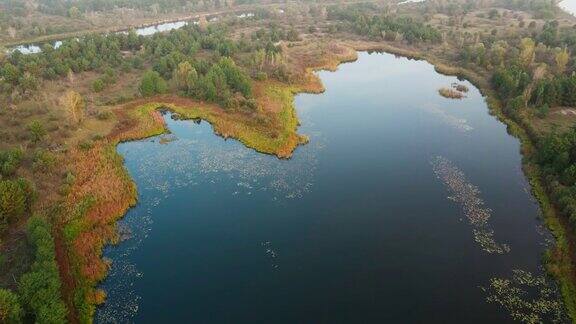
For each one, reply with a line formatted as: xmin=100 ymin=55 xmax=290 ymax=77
xmin=327 ymin=5 xmax=442 ymax=44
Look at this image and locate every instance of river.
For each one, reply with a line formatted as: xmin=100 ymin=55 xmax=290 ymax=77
xmin=96 ymin=52 xmax=567 ymax=323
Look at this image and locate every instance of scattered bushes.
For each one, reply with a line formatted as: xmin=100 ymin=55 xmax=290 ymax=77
xmin=18 ymin=216 xmax=68 ymax=323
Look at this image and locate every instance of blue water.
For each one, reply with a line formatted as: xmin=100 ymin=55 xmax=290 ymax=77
xmin=96 ymin=52 xmax=561 ymax=323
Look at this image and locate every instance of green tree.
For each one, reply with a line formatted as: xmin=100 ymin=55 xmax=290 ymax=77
xmin=68 ymin=6 xmax=81 ymax=18
xmin=27 ymin=121 xmax=46 ymax=143
xmin=0 ymin=178 xmax=33 ymax=230
xmin=139 ymin=70 xmax=167 ymax=97
xmin=92 ymin=79 xmax=105 ymax=93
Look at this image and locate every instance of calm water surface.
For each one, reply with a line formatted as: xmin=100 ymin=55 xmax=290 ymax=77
xmin=97 ymin=52 xmax=563 ymax=323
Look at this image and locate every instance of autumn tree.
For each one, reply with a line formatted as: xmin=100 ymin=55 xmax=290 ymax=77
xmin=519 ymin=38 xmax=535 ymax=68
xmin=198 ymin=16 xmax=208 ymax=31
xmin=555 ymin=48 xmax=570 ymax=75
xmin=62 ymin=91 xmax=85 ymax=124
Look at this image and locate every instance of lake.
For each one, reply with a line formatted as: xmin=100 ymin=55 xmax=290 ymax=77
xmin=96 ymin=52 xmax=566 ymax=323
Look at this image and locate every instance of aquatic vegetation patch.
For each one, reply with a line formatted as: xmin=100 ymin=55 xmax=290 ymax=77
xmin=483 ymin=269 xmax=568 ymax=323
xmin=430 ymin=155 xmax=510 ymax=254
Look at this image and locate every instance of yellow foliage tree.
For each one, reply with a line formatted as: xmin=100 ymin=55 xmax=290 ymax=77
xmin=519 ymin=38 xmax=535 ymax=68
xmin=555 ymin=48 xmax=570 ymax=75
xmin=198 ymin=16 xmax=208 ymax=31
xmin=63 ymin=91 xmax=85 ymax=124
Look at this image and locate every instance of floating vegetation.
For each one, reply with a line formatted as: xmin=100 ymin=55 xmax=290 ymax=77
xmin=95 ymin=206 xmax=152 ymax=323
xmin=430 ymin=156 xmax=510 ymax=254
xmin=482 ymin=270 xmax=568 ymax=323
xmin=125 ymin=118 xmax=322 ymax=201
xmin=422 ymin=104 xmax=473 ymax=132
xmin=438 ymin=87 xmax=465 ymax=99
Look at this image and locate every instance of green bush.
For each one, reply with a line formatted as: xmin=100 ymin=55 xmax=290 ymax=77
xmin=0 ymin=178 xmax=34 ymax=231
xmin=0 ymin=149 xmax=23 ymax=178
xmin=18 ymin=216 xmax=68 ymax=324
xmin=33 ymin=150 xmax=56 ymax=173
xmin=27 ymin=121 xmax=46 ymax=143
xmin=92 ymin=79 xmax=105 ymax=93
xmin=0 ymin=289 xmax=23 ymax=324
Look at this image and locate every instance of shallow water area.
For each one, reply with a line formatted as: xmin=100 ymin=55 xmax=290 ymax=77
xmin=96 ymin=52 xmax=565 ymax=323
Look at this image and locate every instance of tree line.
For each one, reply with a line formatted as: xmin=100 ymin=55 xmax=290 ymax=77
xmin=327 ymin=5 xmax=442 ymax=44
